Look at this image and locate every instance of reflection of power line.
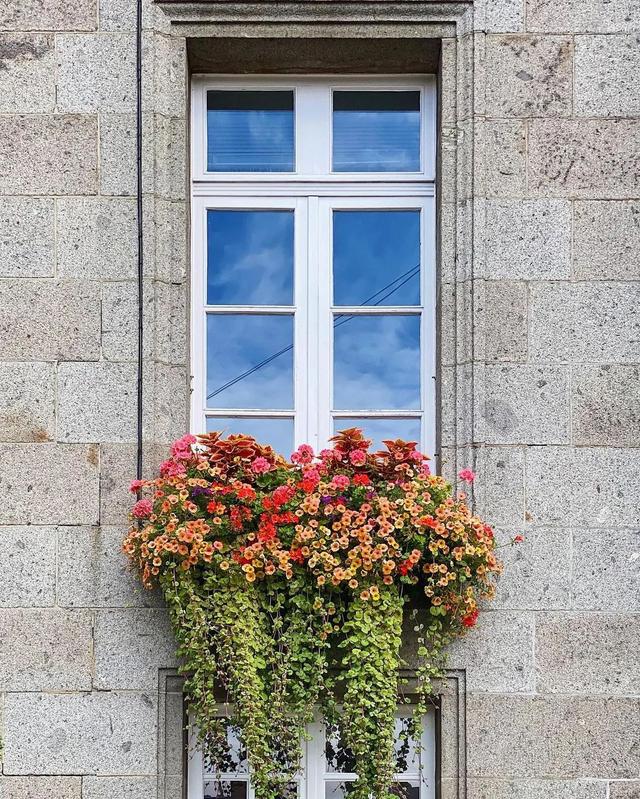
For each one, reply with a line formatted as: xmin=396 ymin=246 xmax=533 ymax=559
xmin=207 ymin=264 xmax=420 ymax=401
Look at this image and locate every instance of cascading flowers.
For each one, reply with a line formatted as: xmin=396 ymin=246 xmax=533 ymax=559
xmin=124 ymin=429 xmax=512 ymax=799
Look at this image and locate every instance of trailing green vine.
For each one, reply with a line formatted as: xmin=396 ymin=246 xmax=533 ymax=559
xmin=124 ymin=429 xmax=515 ymax=799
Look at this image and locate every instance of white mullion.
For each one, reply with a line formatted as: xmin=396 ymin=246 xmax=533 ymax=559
xmin=294 ymin=196 xmax=308 ymax=448
xmin=204 ymin=306 xmax=295 ymax=315
xmin=316 ymin=198 xmax=333 ymax=447
xmin=332 ymin=411 xmax=423 ymax=418
xmin=191 ymin=195 xmax=208 ymax=435
xmin=205 ymin=410 xmax=294 ymax=418
xmin=423 ymin=196 xmax=437 ymax=460
xmin=306 ymin=195 xmax=321 ymax=449
xmin=331 ymin=306 xmax=422 ymax=315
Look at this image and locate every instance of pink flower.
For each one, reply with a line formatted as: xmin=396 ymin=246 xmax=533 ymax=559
xmin=160 ymin=459 xmax=187 ymax=477
xmin=332 ymin=474 xmax=350 ymax=490
xmin=419 ymin=463 xmax=431 ymax=476
xmin=129 ymin=479 xmax=145 ymax=494
xmin=171 ymin=434 xmax=196 ymax=461
xmin=291 ymin=444 xmax=314 ymax=465
xmin=458 ymin=468 xmax=476 ymax=483
xmin=409 ymin=450 xmax=423 ymax=462
xmin=319 ymin=449 xmax=334 ymax=461
xmin=251 ymin=457 xmax=271 ymax=474
xmin=132 ymin=499 xmax=153 ymax=518
xmin=513 ymin=534 xmax=525 ymax=544
xmin=349 ymin=449 xmax=366 ymax=466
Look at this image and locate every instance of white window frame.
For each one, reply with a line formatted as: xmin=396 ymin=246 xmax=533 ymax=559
xmin=190 ymin=75 xmax=437 ymax=456
xmin=188 ymin=707 xmax=437 ymax=799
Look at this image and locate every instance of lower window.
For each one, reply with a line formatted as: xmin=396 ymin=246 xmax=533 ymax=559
xmin=188 ymin=708 xmax=437 ymax=799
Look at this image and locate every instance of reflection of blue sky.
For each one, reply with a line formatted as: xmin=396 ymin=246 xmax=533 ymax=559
xmin=333 ymin=315 xmax=420 ymax=410
xmin=207 ymin=110 xmax=294 ymax=172
xmin=333 ymin=112 xmax=420 ymax=172
xmin=334 ymin=418 xmax=421 ymax=451
xmin=207 ymin=211 xmax=294 ymax=305
xmin=207 ymin=315 xmax=293 ymax=409
xmin=206 ymin=416 xmax=293 ymax=457
xmin=333 ymin=211 xmax=420 ymax=306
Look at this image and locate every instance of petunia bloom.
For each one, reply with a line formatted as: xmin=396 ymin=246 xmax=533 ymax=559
xmin=458 ymin=468 xmax=476 ymax=483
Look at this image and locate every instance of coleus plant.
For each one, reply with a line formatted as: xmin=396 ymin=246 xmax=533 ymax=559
xmin=124 ymin=429 xmax=508 ymax=799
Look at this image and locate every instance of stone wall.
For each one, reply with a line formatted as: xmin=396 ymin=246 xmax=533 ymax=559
xmin=0 ymin=1 xmax=638 ymax=799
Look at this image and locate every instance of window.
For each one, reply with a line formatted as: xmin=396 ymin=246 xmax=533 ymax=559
xmin=187 ymin=709 xmax=437 ymax=799
xmin=191 ymin=75 xmax=436 ymax=457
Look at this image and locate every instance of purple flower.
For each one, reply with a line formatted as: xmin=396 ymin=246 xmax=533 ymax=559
xmin=321 ymin=495 xmax=333 ymax=504
xmin=191 ymin=486 xmax=212 ymax=498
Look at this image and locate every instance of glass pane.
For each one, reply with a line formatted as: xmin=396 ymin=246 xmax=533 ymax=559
xmin=207 ymin=90 xmax=294 ymax=172
xmin=207 ymin=210 xmax=294 ymax=306
xmin=207 ymin=315 xmax=293 ymax=410
xmin=333 ymin=210 xmax=420 ymax=307
xmin=206 ymin=417 xmax=294 ymax=457
xmin=333 ymin=419 xmax=421 ymax=452
xmin=333 ymin=91 xmax=420 ymax=172
xmin=275 ymin=784 xmax=299 ymax=799
xmin=391 ymin=781 xmax=420 ymax=799
xmin=203 ymin=720 xmax=247 ymax=774
xmin=325 ymin=723 xmax=356 ymax=773
xmin=325 ymin=782 xmax=357 ymax=799
xmin=333 ymin=316 xmax=421 ymax=410
xmin=204 ymin=782 xmax=248 ymax=799
xmin=393 ymin=717 xmax=420 ymax=774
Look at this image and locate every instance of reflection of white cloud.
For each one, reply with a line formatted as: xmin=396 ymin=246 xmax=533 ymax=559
xmin=209 ymin=211 xmax=293 ymax=305
xmin=334 ymin=316 xmax=420 ymax=410
xmin=334 ymin=112 xmax=420 ymax=172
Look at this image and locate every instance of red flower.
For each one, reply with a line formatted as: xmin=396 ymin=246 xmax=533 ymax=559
xmin=353 ymin=473 xmax=370 ymax=486
xmin=514 ymin=534 xmax=525 ymax=544
xmin=462 ymin=609 xmax=479 ymax=628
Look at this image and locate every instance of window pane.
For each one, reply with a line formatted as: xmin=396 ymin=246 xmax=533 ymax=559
xmin=204 ymin=782 xmax=247 ymax=799
xmin=207 ymin=90 xmax=294 ymax=172
xmin=394 ymin=717 xmax=420 ymax=773
xmin=325 ymin=723 xmax=356 ymax=773
xmin=333 ymin=210 xmax=420 ymax=306
xmin=325 ymin=782 xmax=356 ymax=799
xmin=203 ymin=721 xmax=247 ymax=774
xmin=391 ymin=781 xmax=420 ymax=799
xmin=333 ymin=91 xmax=420 ymax=172
xmin=206 ymin=417 xmax=294 ymax=457
xmin=333 ymin=418 xmax=421 ymax=452
xmin=207 ymin=315 xmax=293 ymax=410
xmin=207 ymin=210 xmax=294 ymax=305
xmin=333 ymin=316 xmax=421 ymax=410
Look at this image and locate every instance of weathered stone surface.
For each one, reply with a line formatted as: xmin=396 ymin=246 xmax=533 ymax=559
xmin=469 ymin=779 xmax=607 ymax=799
xmin=527 ymin=0 xmax=640 ymax=34
xmin=0 ymin=777 xmax=81 ymax=799
xmin=528 ymin=120 xmax=640 ymax=198
xmin=94 ymin=609 xmax=177 ymax=689
xmin=3 ymin=692 xmax=157 ymax=775
xmin=475 ymin=447 xmax=525 ymax=528
xmin=0 ymin=362 xmax=54 ymax=442
xmin=481 ymin=365 xmax=570 ymax=445
xmin=480 ymin=120 xmax=527 ymax=197
xmin=0 ymin=608 xmax=92 ymax=691
xmin=572 ymin=365 xmax=640 ymax=447
xmin=536 ymin=613 xmax=640 ymax=694
xmin=99 ymin=113 xmax=154 ymax=196
xmin=0 ymin=526 xmax=56 ymax=607
xmin=0 ymin=115 xmax=97 ymax=195
xmin=482 ymin=281 xmax=528 ymax=362
xmin=609 ymin=783 xmax=640 ymax=799
xmin=446 ymin=611 xmax=535 ymax=692
xmin=573 ymin=529 xmax=640 ymax=611
xmin=154 ymin=280 xmax=188 ymax=366
xmin=100 ymin=444 xmax=137 ymax=525
xmin=154 ymin=115 xmax=188 ymax=201
xmin=529 ymin=282 xmax=640 ymax=363
xmin=467 ymin=695 xmax=640 ymax=778
xmin=0 ymin=444 xmax=99 ymax=525
xmin=493 ymin=528 xmax=572 ymax=610
xmin=0 ymin=34 xmax=55 ymax=112
xmin=485 ymin=199 xmax=571 ymax=279
xmin=102 ymin=281 xmax=155 ymax=363
xmin=468 ymin=779 xmax=608 ymax=799
xmin=526 ymin=447 xmax=640 ymax=527
xmin=99 ymin=0 xmax=136 ymax=30
xmin=0 ymin=281 xmax=100 ymax=360
xmin=484 ymin=0 xmax=524 ymax=33
xmin=485 ymin=35 xmax=572 ymax=117
xmin=57 ymin=526 xmax=163 ymax=607
xmin=56 ymin=34 xmax=136 ymax=113
xmin=575 ymin=35 xmax=640 ymax=117
xmin=0 ymin=197 xmax=54 ymax=277
xmin=57 ymin=362 xmax=138 ymax=443
xmin=0 ymin=0 xmax=96 ymax=30
xmin=573 ymin=201 xmax=640 ymax=280
xmin=82 ymin=777 xmax=158 ymax=799
xmin=56 ymin=197 xmax=137 ymax=280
